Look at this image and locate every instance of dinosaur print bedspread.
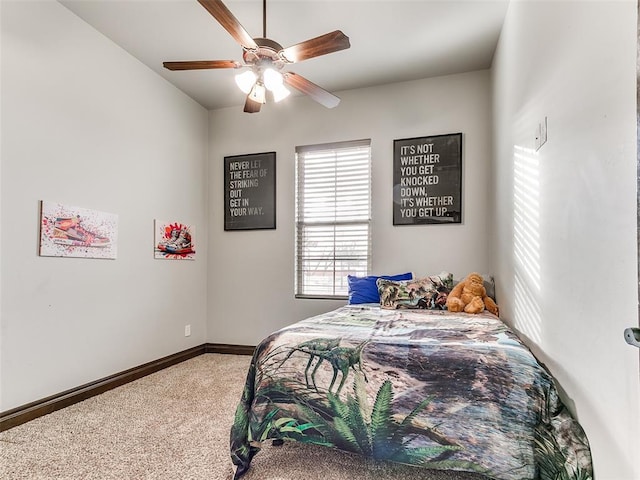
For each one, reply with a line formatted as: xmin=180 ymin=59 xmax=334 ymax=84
xmin=230 ymin=305 xmax=592 ymax=479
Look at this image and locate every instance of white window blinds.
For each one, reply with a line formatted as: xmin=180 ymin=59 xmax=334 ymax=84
xmin=295 ymin=139 xmax=371 ymax=298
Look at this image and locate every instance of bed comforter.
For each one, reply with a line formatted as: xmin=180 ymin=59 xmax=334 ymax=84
xmin=230 ymin=305 xmax=592 ymax=479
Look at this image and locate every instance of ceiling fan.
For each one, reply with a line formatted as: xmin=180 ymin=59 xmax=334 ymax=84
xmin=163 ymin=0 xmax=350 ymax=113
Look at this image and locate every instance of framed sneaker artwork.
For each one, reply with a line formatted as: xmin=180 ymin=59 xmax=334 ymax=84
xmin=39 ymin=201 xmax=118 ymax=259
xmin=154 ymin=220 xmax=195 ymax=260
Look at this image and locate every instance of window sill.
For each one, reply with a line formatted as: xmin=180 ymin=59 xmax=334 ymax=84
xmin=295 ymin=294 xmax=348 ymax=301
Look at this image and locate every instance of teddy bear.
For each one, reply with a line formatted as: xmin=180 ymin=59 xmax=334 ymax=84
xmin=446 ymin=272 xmax=499 ymax=316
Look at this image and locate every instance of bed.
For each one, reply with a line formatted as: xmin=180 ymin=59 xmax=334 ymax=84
xmin=230 ymin=301 xmax=592 ymax=480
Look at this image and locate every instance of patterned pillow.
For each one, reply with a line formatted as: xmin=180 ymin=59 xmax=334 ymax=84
xmin=347 ymin=272 xmax=413 ymax=304
xmin=377 ymin=272 xmax=454 ymax=310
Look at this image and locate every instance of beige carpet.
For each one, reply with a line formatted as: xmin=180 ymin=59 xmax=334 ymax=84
xmin=0 ymin=354 xmax=487 ymax=480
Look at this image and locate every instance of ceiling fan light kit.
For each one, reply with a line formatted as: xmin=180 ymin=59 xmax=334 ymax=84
xmin=262 ymin=68 xmax=282 ymax=90
xmin=248 ymin=82 xmax=266 ymax=104
xmin=235 ymin=70 xmax=257 ymax=94
xmin=163 ymin=0 xmax=350 ymax=113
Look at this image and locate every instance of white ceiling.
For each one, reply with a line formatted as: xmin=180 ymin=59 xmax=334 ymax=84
xmin=59 ymin=0 xmax=510 ymax=110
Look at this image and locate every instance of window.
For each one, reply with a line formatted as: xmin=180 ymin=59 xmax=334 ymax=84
xmin=295 ymin=139 xmax=371 ymax=298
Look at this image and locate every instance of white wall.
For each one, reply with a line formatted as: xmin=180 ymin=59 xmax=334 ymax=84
xmin=207 ymin=70 xmax=494 ymax=345
xmin=491 ymin=1 xmax=639 ymax=479
xmin=3 ymin=2 xmax=637 ymax=477
xmin=0 ymin=0 xmax=209 ymax=411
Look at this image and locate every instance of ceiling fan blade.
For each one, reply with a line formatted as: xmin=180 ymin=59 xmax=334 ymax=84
xmin=284 ymin=72 xmax=340 ymax=109
xmin=280 ymin=30 xmax=350 ymax=63
xmin=243 ymin=95 xmax=262 ymax=113
xmin=163 ymin=60 xmax=241 ymax=71
xmin=197 ymin=0 xmax=258 ymax=50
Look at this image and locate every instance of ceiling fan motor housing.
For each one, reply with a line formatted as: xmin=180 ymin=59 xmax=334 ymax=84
xmin=242 ymin=38 xmax=287 ymax=69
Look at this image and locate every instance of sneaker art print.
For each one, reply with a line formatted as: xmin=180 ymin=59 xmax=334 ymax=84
xmin=39 ymin=201 xmax=118 ymax=259
xmin=154 ymin=220 xmax=195 ymax=260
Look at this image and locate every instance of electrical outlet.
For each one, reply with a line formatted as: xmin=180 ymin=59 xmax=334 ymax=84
xmin=184 ymin=324 xmax=191 ymax=337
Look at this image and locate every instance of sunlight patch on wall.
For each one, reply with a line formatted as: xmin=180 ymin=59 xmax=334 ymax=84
xmin=513 ymin=145 xmax=542 ymax=344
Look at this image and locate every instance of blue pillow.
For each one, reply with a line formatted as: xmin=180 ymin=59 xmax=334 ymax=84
xmin=347 ymin=272 xmax=413 ymax=304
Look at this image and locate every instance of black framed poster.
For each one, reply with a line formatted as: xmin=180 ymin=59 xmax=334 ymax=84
xmin=393 ymin=133 xmax=462 ymax=225
xmin=224 ymin=152 xmax=276 ymax=230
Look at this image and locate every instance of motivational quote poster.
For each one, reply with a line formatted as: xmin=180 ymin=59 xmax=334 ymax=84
xmin=224 ymin=152 xmax=276 ymax=230
xmin=393 ymin=133 xmax=462 ymax=225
